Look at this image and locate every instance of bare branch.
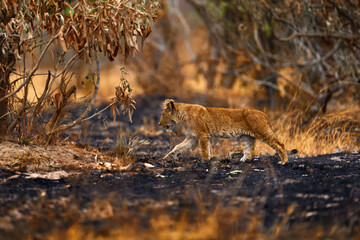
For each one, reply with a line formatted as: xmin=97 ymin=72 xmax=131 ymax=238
xmin=81 ymin=102 xmax=116 ymax=123
xmin=279 ymin=41 xmax=341 ymax=68
xmin=276 ymin=32 xmax=360 ymax=41
xmin=26 ymin=71 xmax=51 ymax=137
xmin=0 ymin=34 xmax=59 ymax=103
xmin=239 ymin=75 xmax=296 ymax=101
xmin=46 ymin=58 xmax=101 ymax=139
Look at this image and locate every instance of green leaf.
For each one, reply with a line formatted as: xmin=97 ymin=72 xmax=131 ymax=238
xmin=238 ymin=6 xmax=246 ymax=12
xmin=264 ymin=22 xmax=271 ymax=37
xmin=88 ymin=7 xmax=98 ymax=15
xmin=64 ymin=6 xmax=74 ymax=17
xmin=219 ymin=2 xmax=228 ymax=16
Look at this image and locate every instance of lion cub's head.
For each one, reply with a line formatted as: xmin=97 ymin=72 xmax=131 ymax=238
xmin=159 ymin=99 xmax=177 ymax=132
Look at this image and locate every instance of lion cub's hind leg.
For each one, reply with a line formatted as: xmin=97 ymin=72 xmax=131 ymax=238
xmin=239 ymin=135 xmax=255 ymax=162
xmin=259 ymin=130 xmax=288 ymax=165
xmin=268 ymin=139 xmax=288 ymax=165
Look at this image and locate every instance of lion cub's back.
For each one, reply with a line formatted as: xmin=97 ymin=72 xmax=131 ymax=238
xmin=205 ymin=107 xmax=271 ymax=137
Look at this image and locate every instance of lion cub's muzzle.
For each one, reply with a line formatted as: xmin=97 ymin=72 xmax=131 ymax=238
xmin=158 ymin=120 xmax=175 ymax=132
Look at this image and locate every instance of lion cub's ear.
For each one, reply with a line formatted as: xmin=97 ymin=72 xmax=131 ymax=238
xmin=164 ymin=99 xmax=176 ymax=112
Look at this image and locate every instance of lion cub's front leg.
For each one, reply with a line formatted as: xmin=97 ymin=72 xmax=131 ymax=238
xmin=163 ymin=136 xmax=197 ymax=160
xmin=199 ymin=134 xmax=211 ymax=161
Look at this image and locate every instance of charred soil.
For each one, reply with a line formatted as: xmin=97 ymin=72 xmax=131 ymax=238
xmin=0 ymin=95 xmax=360 ymax=239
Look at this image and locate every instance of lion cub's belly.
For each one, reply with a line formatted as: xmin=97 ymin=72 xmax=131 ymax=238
xmin=210 ymin=128 xmax=252 ymax=138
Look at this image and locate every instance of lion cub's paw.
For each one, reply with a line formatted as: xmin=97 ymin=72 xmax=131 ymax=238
xmin=163 ymin=154 xmax=174 ymax=161
xmin=228 ymin=152 xmax=243 ymax=160
xmin=163 ymin=152 xmax=180 ymax=161
xmin=239 ymin=155 xmax=250 ymax=162
xmin=162 ymin=154 xmax=171 ymax=160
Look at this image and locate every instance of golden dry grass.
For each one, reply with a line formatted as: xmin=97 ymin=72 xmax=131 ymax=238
xmin=272 ymin=108 xmax=360 ymax=157
xmin=44 ymin=201 xmax=358 ymax=240
xmin=209 ymin=107 xmax=360 ymax=159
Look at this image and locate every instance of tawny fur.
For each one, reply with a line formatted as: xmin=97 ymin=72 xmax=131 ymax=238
xmin=159 ymin=99 xmax=288 ymax=164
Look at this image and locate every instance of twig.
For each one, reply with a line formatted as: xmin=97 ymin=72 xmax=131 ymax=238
xmin=247 ymin=51 xmax=316 ymax=97
xmin=328 ymin=0 xmax=358 ymax=29
xmin=10 ymin=73 xmax=54 ymax=85
xmin=0 ymin=110 xmax=15 ymax=120
xmin=170 ymin=0 xmax=196 ymax=61
xmin=54 ymin=52 xmax=81 ymax=78
xmin=0 ymin=34 xmax=59 ymax=103
xmin=240 ymin=75 xmax=295 ymax=100
xmin=0 ymin=33 xmax=21 ymax=38
xmin=6 ymin=67 xmax=31 ymax=135
xmin=276 ymin=32 xmax=359 ymax=41
xmin=219 ymin=63 xmax=255 ymax=75
xmin=27 ymin=71 xmax=51 ymax=137
xmin=42 ymin=51 xmax=68 ymax=110
xmin=81 ymin=101 xmax=116 ymax=122
xmin=46 ymin=58 xmax=101 ymax=139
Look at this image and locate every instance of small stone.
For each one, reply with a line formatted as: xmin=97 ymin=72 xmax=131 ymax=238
xmin=144 ymin=163 xmax=155 ymax=168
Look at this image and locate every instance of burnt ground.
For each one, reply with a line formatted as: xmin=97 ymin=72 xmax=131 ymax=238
xmin=0 ymin=95 xmax=360 ymax=239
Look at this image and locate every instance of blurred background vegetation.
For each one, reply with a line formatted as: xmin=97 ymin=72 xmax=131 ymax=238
xmin=130 ymin=0 xmax=359 ymax=112
xmin=0 ymin=0 xmax=359 ymax=145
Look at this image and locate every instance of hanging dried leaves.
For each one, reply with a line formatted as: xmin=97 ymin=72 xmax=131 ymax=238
xmin=110 ymin=80 xmax=136 ymax=123
xmin=0 ymin=0 xmax=159 ymax=62
xmin=0 ymin=0 xmax=159 ymax=139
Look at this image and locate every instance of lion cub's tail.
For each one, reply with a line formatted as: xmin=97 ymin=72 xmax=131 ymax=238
xmin=287 ymin=149 xmax=298 ymax=155
xmin=277 ymin=141 xmax=297 ymax=156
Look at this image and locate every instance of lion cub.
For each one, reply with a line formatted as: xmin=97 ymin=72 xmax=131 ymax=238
xmin=159 ymin=99 xmax=289 ymax=164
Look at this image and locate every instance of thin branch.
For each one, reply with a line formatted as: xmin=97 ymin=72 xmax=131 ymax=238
xmin=247 ymin=51 xmax=316 ymax=97
xmin=81 ymin=102 xmax=116 ymax=123
xmin=239 ymin=75 xmax=296 ymax=101
xmin=42 ymin=51 xmax=68 ymax=110
xmin=276 ymin=32 xmax=360 ymax=41
xmin=0 ymin=109 xmax=15 ymax=120
xmin=26 ymin=71 xmax=51 ymax=136
xmin=6 ymin=67 xmax=31 ymax=135
xmin=54 ymin=52 xmax=81 ymax=78
xmin=46 ymin=58 xmax=101 ymax=138
xmin=279 ymin=41 xmax=341 ymax=68
xmin=219 ymin=63 xmax=255 ymax=75
xmin=0 ymin=33 xmax=21 ymax=38
xmin=170 ymin=0 xmax=196 ymax=61
xmin=0 ymin=34 xmax=59 ymax=103
xmin=328 ymin=0 xmax=358 ymax=29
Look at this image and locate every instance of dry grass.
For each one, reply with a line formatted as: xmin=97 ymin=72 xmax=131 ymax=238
xmin=113 ymin=133 xmax=150 ymax=166
xmin=43 ymin=200 xmax=358 ymax=240
xmin=272 ymin=108 xmax=360 ymax=157
xmin=209 ymin=107 xmax=360 ymax=159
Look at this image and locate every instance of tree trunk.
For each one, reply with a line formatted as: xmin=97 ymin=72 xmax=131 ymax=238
xmin=0 ymin=52 xmax=16 ymax=137
xmin=265 ymin=74 xmax=277 ymax=110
